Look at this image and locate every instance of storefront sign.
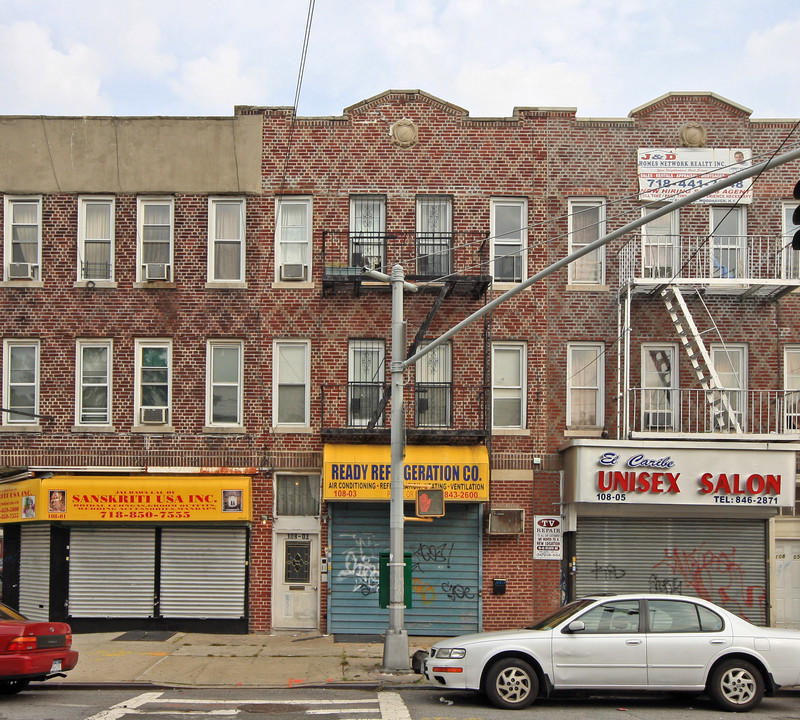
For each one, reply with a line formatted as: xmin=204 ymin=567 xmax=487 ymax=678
xmin=534 ymin=516 xmax=563 ymax=559
xmin=638 ymin=148 xmax=753 ymax=204
xmin=564 ymin=442 xmax=796 ymax=507
xmin=323 ymin=444 xmax=489 ymax=501
xmin=0 ymin=475 xmax=252 ymax=522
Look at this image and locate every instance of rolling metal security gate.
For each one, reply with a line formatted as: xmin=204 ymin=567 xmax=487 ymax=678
xmin=575 ymin=517 xmax=768 ymax=625
xmin=329 ymin=503 xmax=481 ymax=636
xmin=19 ymin=524 xmax=50 ymax=621
xmin=68 ymin=526 xmax=246 ymax=620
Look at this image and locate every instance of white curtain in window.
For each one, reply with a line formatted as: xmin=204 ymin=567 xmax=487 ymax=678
xmin=11 ymin=202 xmax=38 ymax=263
xmin=280 ymin=203 xmax=308 ymax=265
xmin=214 ymin=203 xmax=242 ymax=280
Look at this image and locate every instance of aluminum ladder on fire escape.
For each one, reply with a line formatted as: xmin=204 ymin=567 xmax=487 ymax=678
xmin=660 ymin=285 xmax=742 ymax=433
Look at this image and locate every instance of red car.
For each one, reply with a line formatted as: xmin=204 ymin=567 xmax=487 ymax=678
xmin=0 ymin=603 xmax=78 ymax=694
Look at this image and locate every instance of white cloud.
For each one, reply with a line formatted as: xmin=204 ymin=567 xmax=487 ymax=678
xmin=115 ymin=19 xmax=176 ymax=77
xmin=0 ymin=21 xmax=111 ymax=114
xmin=168 ymin=47 xmax=264 ymax=114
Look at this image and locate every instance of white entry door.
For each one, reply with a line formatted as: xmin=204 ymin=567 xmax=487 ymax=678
xmin=774 ymin=540 xmax=800 ymax=629
xmin=274 ymin=532 xmax=319 ymax=630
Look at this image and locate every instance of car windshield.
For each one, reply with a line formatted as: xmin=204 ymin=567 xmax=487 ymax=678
xmin=526 ymin=598 xmax=596 ymax=630
xmin=0 ymin=604 xmax=27 ymax=621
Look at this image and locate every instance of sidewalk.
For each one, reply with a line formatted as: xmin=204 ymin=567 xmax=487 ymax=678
xmin=47 ymin=631 xmax=440 ymax=689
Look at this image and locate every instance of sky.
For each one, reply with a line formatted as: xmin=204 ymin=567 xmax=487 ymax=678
xmin=1 ymin=0 xmax=799 ymax=120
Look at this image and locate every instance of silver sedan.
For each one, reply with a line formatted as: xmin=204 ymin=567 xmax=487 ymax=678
xmin=417 ymin=594 xmax=800 ymax=712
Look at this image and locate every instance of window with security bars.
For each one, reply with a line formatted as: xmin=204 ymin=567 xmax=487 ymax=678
xmin=416 ymin=196 xmax=452 ymax=276
xmin=415 ymin=342 xmax=452 ymax=427
xmin=349 ymin=195 xmax=385 ymax=270
xmin=348 ymin=339 xmax=386 ymax=427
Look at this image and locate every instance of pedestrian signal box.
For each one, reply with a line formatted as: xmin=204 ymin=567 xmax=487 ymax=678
xmin=416 ymin=488 xmax=445 ymax=517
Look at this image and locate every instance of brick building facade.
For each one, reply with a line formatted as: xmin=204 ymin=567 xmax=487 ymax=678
xmin=0 ymin=90 xmax=798 ymax=636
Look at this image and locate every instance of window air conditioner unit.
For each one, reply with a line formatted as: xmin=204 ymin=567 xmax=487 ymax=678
xmin=488 ymin=507 xmax=525 ymax=535
xmin=140 ymin=407 xmax=167 ymax=424
xmin=8 ymin=263 xmax=35 ymax=280
xmin=281 ymin=263 xmax=307 ymax=281
xmin=144 ymin=263 xmax=169 ymax=281
xmin=644 ymin=411 xmax=672 ymax=429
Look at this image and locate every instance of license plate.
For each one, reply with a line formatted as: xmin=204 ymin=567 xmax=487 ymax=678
xmin=50 ymin=660 xmax=61 ymax=672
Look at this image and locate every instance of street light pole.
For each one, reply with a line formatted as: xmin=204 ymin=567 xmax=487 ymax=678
xmin=383 ymin=263 xmax=411 ymax=670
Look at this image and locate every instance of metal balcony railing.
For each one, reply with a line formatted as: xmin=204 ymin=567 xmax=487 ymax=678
xmin=618 ymin=235 xmax=800 ymax=291
xmin=629 ymin=387 xmax=800 ymax=438
xmin=321 ymin=382 xmax=488 ymax=435
xmin=321 ymin=230 xmax=489 ymax=279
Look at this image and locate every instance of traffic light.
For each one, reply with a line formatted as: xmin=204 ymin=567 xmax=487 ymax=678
xmin=415 ymin=488 xmax=445 ymax=518
xmin=792 ymin=180 xmax=800 ymax=250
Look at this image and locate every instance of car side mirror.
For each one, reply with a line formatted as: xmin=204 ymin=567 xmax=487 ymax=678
xmin=565 ymin=620 xmax=585 ymax=633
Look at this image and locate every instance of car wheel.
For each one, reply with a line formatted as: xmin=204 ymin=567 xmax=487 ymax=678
xmin=484 ymin=657 xmax=538 ymax=709
xmin=0 ymin=679 xmax=30 ymax=695
xmin=709 ymin=659 xmax=764 ymax=712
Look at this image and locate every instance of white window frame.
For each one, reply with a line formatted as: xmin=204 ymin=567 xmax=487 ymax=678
xmin=137 ymin=197 xmax=175 ymax=283
xmin=350 ymin=195 xmax=385 ymax=270
xmin=78 ymin=196 xmax=115 ymax=282
xmin=568 ymin=198 xmax=606 ymax=285
xmin=785 ymin=345 xmax=800 ymax=431
xmin=416 ymin=195 xmax=453 ymax=277
xmin=273 ymin=340 xmax=310 ymax=428
xmin=134 ymin=339 xmax=172 ymax=428
xmin=641 ymin=343 xmax=678 ymax=431
xmin=415 ymin=341 xmax=452 ymax=428
xmin=3 ymin=339 xmax=40 ymax=427
xmin=710 ymin=206 xmax=747 ymax=279
xmin=490 ymin=198 xmax=527 ymax=283
xmin=710 ymin=343 xmax=747 ymax=430
xmin=491 ymin=341 xmax=526 ymax=430
xmin=276 ymin=197 xmax=312 ymax=282
xmin=206 ymin=340 xmax=244 ymax=428
xmin=782 ymin=202 xmax=800 ymax=280
xmin=348 ymin=338 xmax=386 ymax=428
xmin=4 ymin=196 xmax=42 ymax=282
xmin=641 ymin=207 xmax=679 ymax=280
xmin=566 ymin=342 xmax=604 ymax=428
xmin=208 ymin=197 xmax=246 ymax=284
xmin=75 ymin=339 xmax=113 ymax=427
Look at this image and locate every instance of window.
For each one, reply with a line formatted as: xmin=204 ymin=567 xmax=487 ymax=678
xmin=277 ymin=197 xmax=311 ymax=281
xmin=76 ymin=340 xmax=112 ymax=425
xmin=138 ymin=198 xmax=174 ymax=282
xmin=3 ymin=340 xmax=39 ymax=426
xmin=415 ymin=341 xmax=451 ymax=427
xmin=135 ymin=339 xmax=171 ymax=426
xmin=567 ymin=343 xmax=604 ymax=428
xmin=207 ymin=341 xmax=243 ymax=427
xmin=78 ymin=197 xmax=114 ymax=281
xmin=568 ymin=199 xmax=605 ymax=284
xmin=710 ymin=206 xmax=746 ymax=279
xmin=785 ymin=346 xmax=800 ymax=431
xmin=416 ymin=195 xmax=452 ymax=276
xmin=641 ymin=207 xmax=678 ymax=279
xmin=782 ymin=202 xmax=800 ymax=279
xmin=274 ymin=340 xmax=309 ymax=427
xmin=275 ymin=474 xmax=320 ymax=516
xmin=209 ymin=198 xmax=245 ymax=282
xmin=641 ymin=344 xmax=677 ymax=431
xmin=350 ymin=195 xmax=385 ymax=271
xmin=348 ymin=339 xmax=385 ymax=427
xmin=491 ymin=198 xmax=527 ymax=282
xmin=647 ymin=600 xmax=723 ymax=633
xmin=492 ymin=342 xmax=526 ymax=429
xmin=576 ymin=600 xmax=640 ymax=633
xmin=710 ymin=343 xmax=747 ymax=431
xmin=4 ymin=196 xmax=41 ymax=281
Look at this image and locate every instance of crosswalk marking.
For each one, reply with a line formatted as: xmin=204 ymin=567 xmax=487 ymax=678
xmin=84 ymin=691 xmax=405 ymax=720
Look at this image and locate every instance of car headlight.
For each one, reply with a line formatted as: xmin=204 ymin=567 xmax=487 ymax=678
xmin=435 ymin=647 xmax=466 ymax=659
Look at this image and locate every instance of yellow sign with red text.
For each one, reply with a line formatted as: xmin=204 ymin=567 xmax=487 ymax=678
xmin=0 ymin=475 xmax=252 ymax=522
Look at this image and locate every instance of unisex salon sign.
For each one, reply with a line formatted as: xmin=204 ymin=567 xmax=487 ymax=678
xmin=566 ymin=444 xmax=796 ymax=507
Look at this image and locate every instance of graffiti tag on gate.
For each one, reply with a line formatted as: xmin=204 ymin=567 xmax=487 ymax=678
xmin=339 ymin=534 xmax=380 ymax=595
xmin=654 ymin=545 xmax=766 ymax=623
